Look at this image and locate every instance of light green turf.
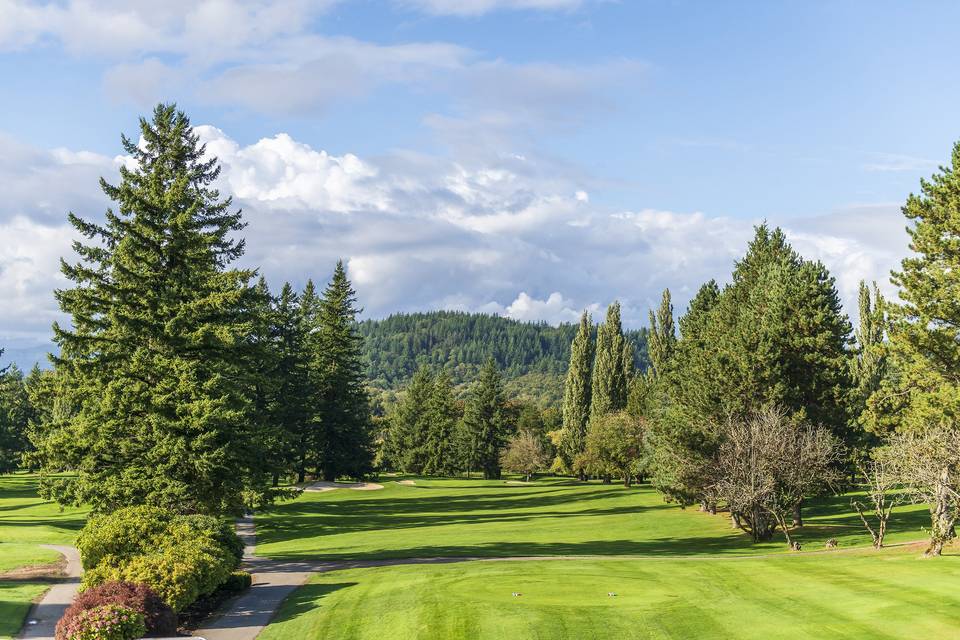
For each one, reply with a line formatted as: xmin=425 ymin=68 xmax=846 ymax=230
xmin=260 ymin=551 xmax=960 ymax=640
xmin=0 ymin=474 xmax=87 ymax=571
xmin=0 ymin=474 xmax=88 ymax=640
xmin=256 ymin=476 xmax=930 ymax=560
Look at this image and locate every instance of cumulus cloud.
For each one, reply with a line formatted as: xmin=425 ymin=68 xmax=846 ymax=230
xmin=0 ymin=127 xmax=912 ymax=368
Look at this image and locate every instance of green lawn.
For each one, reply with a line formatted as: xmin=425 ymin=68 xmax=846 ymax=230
xmin=0 ymin=474 xmax=87 ymax=639
xmin=259 ymin=551 xmax=960 ymax=640
xmin=256 ymin=476 xmax=930 ymax=560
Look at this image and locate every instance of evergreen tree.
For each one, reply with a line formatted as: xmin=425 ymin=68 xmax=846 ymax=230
xmin=269 ymin=282 xmax=314 ymax=484
xmin=561 ymin=312 xmax=593 ymax=464
xmin=590 ymin=302 xmax=629 ymax=421
xmin=462 ymin=358 xmax=507 ymax=479
xmin=0 ymin=362 xmax=32 ymax=473
xmin=851 ymin=282 xmax=887 ymax=428
xmin=869 ymin=141 xmax=960 ymax=438
xmin=647 ymin=289 xmax=676 ymax=377
xmin=33 ymin=104 xmax=264 ymax=514
xmin=423 ymin=371 xmax=459 ymax=476
xmin=315 ymin=261 xmax=373 ymax=480
xmin=299 ymin=279 xmax=323 ymax=480
xmin=387 ymin=367 xmax=434 ymax=473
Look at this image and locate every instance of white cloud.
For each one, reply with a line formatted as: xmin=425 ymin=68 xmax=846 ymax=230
xmin=862 ymin=152 xmax=938 ymax=173
xmin=0 ymin=127 xmax=913 ymax=368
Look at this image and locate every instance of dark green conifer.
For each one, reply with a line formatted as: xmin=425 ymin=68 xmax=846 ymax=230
xmin=462 ymin=358 xmax=507 ymax=479
xmin=561 ymin=312 xmax=593 ymax=464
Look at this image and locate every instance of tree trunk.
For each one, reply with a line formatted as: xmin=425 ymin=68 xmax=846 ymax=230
xmin=272 ymin=472 xmax=280 ymax=487
xmin=925 ymin=467 xmax=957 ymax=557
xmin=792 ymin=501 xmax=803 ymax=528
xmin=731 ymin=512 xmax=741 ymax=529
xmin=602 ymin=475 xmax=612 ymax=485
xmin=623 ymin=474 xmax=632 ymax=488
xmin=297 ymin=468 xmax=305 ymax=484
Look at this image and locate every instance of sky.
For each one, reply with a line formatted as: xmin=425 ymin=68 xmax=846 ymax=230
xmin=0 ymin=0 xmax=956 ymax=367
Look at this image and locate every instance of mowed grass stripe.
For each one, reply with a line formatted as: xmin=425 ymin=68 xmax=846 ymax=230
xmin=255 ymin=477 xmax=930 ymax=560
xmin=259 ymin=553 xmax=960 ymax=640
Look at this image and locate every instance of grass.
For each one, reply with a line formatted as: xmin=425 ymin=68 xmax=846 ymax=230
xmin=256 ymin=476 xmax=931 ymax=560
xmin=0 ymin=474 xmax=87 ymax=639
xmin=259 ymin=550 xmax=960 ymax=640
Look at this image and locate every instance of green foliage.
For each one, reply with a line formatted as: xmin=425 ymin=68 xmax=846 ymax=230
xmin=77 ymin=504 xmax=240 ymax=611
xmin=561 ymin=312 xmax=593 ymax=464
xmin=358 ymin=310 xmax=648 ymax=399
xmin=649 ymin=226 xmax=853 ymax=505
xmin=315 ymin=261 xmax=373 ymax=480
xmin=223 ymin=570 xmax=253 ymax=593
xmin=868 ymin=142 xmax=960 ymax=437
xmin=584 ymin=412 xmax=646 ymax=486
xmin=0 ymin=363 xmax=34 ymax=472
xmin=646 ymin=289 xmax=676 ymax=378
xmin=32 ymin=104 xmax=267 ymax=515
xmin=423 ymin=371 xmax=460 ymax=476
xmin=590 ymin=302 xmax=630 ymax=422
xmin=57 ymin=604 xmax=146 ymax=640
xmin=461 ymin=359 xmax=508 ymax=479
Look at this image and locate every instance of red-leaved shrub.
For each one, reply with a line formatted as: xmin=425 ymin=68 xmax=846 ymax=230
xmin=56 ymin=581 xmax=177 ymax=639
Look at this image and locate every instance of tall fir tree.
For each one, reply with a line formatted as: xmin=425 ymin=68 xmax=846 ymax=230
xmin=590 ymin=302 xmax=629 ymax=422
xmin=462 ymin=358 xmax=507 ymax=479
xmin=388 ymin=367 xmax=434 ymax=473
xmin=423 ymin=370 xmax=459 ymax=476
xmin=647 ymin=289 xmax=676 ymax=377
xmin=268 ymin=281 xmax=314 ymax=484
xmin=561 ymin=311 xmax=593 ymax=464
xmin=315 ymin=261 xmax=373 ymax=480
xmin=298 ymin=279 xmax=323 ymax=481
xmin=34 ymin=104 xmax=264 ymax=514
xmin=0 ymin=362 xmax=32 ymax=473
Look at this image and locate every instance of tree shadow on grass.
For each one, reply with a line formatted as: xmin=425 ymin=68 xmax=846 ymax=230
xmin=269 ymin=582 xmax=357 ymax=626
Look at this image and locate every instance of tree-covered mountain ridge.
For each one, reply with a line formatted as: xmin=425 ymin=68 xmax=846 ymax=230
xmin=358 ymin=310 xmax=649 ymax=398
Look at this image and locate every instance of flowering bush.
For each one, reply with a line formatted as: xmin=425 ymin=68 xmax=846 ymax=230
xmin=56 ymin=604 xmax=145 ymax=640
xmin=57 ymin=581 xmax=176 ymax=639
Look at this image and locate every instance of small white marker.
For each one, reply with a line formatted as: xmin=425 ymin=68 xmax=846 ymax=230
xmin=608 ymin=592 xmax=617 ymax=597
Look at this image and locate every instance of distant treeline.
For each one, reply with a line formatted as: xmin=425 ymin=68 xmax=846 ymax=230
xmin=357 ymin=311 xmax=650 ymax=393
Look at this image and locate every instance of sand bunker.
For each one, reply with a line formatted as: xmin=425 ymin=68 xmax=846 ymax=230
xmin=396 ymin=480 xmax=417 ymax=486
xmin=304 ymin=481 xmax=384 ymax=492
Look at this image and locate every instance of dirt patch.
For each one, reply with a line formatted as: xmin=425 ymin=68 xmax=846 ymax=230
xmin=0 ymin=556 xmax=66 ymax=582
xmin=304 ymin=481 xmax=384 ymax=492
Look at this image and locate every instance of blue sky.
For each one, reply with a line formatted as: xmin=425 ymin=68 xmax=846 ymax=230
xmin=0 ymin=1 xmax=955 ymax=366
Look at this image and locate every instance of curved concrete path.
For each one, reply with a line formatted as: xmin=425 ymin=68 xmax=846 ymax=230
xmin=18 ymin=544 xmax=83 ymax=640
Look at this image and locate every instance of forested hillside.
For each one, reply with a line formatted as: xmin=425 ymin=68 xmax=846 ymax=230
xmin=358 ymin=311 xmax=649 ymax=402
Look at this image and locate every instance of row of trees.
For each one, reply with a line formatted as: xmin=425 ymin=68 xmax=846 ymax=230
xmin=379 ymin=359 xmax=560 ymax=480
xmin=11 ymin=105 xmax=373 ymax=517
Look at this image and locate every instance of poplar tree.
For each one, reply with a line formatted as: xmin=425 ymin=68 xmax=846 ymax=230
xmin=851 ymin=282 xmax=886 ymax=424
xmin=315 ymin=261 xmax=373 ymax=480
xmin=34 ymin=104 xmax=264 ymax=514
xmin=647 ymin=289 xmax=676 ymax=377
xmin=561 ymin=312 xmax=593 ymax=464
xmin=590 ymin=302 xmax=628 ymax=421
xmin=462 ymin=358 xmax=507 ymax=479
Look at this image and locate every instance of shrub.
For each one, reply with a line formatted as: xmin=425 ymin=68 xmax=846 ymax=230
xmin=55 ymin=604 xmax=145 ymax=640
xmin=76 ymin=506 xmax=169 ymax=571
xmin=57 ymin=581 xmax=176 ymax=639
xmin=222 ymin=571 xmax=252 ymax=593
xmin=77 ymin=507 xmax=242 ymax=611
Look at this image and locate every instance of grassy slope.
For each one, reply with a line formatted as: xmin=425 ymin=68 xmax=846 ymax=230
xmin=259 ymin=551 xmax=960 ymax=640
xmin=256 ymin=477 xmax=930 ymax=560
xmin=0 ymin=474 xmax=87 ymax=639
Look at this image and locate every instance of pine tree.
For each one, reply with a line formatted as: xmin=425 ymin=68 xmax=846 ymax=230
xmin=315 ymin=261 xmax=373 ymax=480
xmin=590 ymin=302 xmax=628 ymax=422
xmin=869 ymin=141 xmax=960 ymax=554
xmin=34 ymin=104 xmax=263 ymax=514
xmin=299 ymin=279 xmax=323 ymax=481
xmin=647 ymin=289 xmax=676 ymax=377
xmin=0 ymin=362 xmax=32 ymax=473
xmin=561 ymin=312 xmax=593 ymax=464
xmin=462 ymin=358 xmax=507 ymax=479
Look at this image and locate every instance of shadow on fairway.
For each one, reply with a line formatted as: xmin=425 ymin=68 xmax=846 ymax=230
xmin=269 ymin=582 xmax=357 ymax=625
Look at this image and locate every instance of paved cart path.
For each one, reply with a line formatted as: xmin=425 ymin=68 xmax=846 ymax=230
xmin=17 ymin=545 xmax=82 ymax=640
